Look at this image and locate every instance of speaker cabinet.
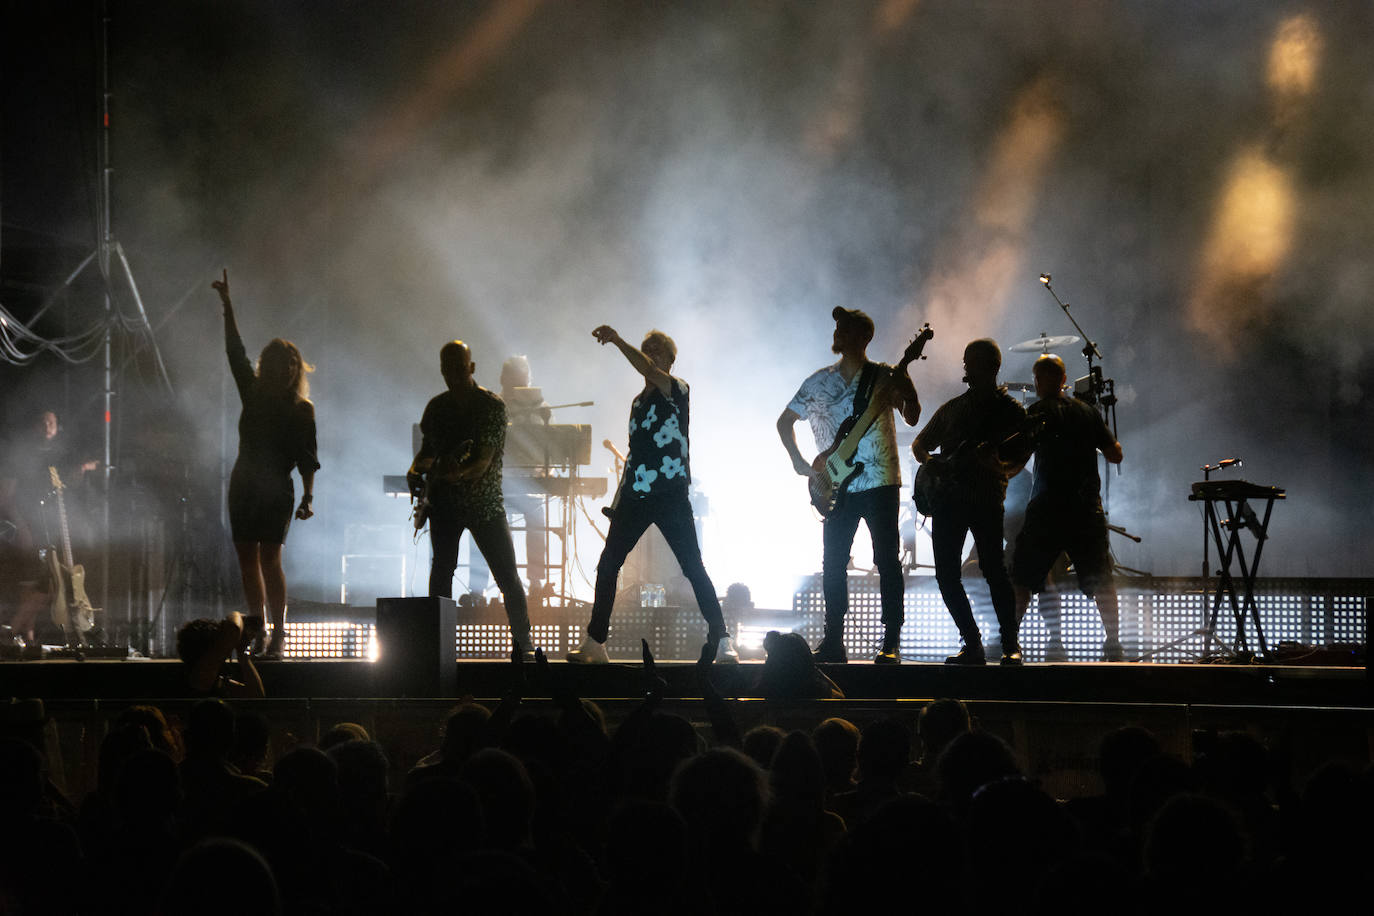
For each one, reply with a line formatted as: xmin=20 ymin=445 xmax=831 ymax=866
xmin=375 ymin=596 xmax=458 ymax=697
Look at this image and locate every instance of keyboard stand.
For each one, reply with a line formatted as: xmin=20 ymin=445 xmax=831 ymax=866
xmin=1187 ymin=491 xmax=1281 ymax=662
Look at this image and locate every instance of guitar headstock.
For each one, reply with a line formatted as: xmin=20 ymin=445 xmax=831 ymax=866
xmin=900 ymin=324 xmax=935 ymax=367
xmin=49 ymin=466 xmax=64 ymax=490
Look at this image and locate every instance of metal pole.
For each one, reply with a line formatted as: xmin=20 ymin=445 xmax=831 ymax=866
xmin=100 ymin=0 xmax=114 ymax=625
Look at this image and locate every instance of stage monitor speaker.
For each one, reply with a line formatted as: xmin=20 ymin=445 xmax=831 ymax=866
xmin=375 ymin=597 xmax=458 ymax=697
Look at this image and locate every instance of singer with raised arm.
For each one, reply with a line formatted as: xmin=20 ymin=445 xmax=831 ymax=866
xmin=408 ymin=340 xmax=534 ymax=658
xmin=567 ymin=325 xmax=733 ymax=664
xmin=214 ymin=270 xmax=318 ymax=660
xmin=1010 ymin=354 xmax=1126 ymax=661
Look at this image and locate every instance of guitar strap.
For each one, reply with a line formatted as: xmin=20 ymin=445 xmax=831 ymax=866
xmin=827 ymin=362 xmax=880 ymax=450
xmin=840 ymin=362 xmax=881 ymax=439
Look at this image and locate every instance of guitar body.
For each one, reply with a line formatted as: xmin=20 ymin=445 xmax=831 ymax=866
xmin=412 ymin=440 xmax=473 ymax=533
xmin=807 ymin=324 xmax=934 ymax=519
xmin=808 ymin=450 xmax=864 ymax=517
xmin=911 ymin=454 xmax=953 ymax=517
xmin=63 ymin=562 xmax=96 ymax=635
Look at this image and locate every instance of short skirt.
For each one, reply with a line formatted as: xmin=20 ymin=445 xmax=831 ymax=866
xmin=228 ymin=461 xmax=294 ymax=544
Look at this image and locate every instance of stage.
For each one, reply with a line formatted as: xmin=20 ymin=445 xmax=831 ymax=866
xmin=7 ymin=571 xmax=1370 ymax=809
xmin=1 ymin=653 xmax=1368 ymax=707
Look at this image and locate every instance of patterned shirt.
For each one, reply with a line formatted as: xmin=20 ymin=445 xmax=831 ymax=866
xmin=419 ymin=386 xmax=507 ymax=521
xmin=622 ymin=377 xmax=691 ymax=499
xmin=788 ymin=361 xmax=901 ymax=493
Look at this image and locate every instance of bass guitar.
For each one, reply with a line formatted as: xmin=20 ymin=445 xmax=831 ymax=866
xmin=46 ymin=467 xmax=97 ymax=645
xmin=809 ymin=324 xmax=934 ymax=517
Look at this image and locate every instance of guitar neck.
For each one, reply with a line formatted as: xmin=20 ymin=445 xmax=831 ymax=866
xmin=49 ymin=467 xmax=76 ymax=568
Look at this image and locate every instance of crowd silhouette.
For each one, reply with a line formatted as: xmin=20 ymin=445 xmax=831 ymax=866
xmin=1 ymin=657 xmax=1371 ymax=914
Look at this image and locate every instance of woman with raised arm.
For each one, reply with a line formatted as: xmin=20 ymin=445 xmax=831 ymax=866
xmin=213 ymin=269 xmax=318 ymax=659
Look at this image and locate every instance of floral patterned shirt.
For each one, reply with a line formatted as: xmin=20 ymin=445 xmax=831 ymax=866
xmin=788 ymin=361 xmax=901 ymax=493
xmin=622 ymin=377 xmax=691 ymax=500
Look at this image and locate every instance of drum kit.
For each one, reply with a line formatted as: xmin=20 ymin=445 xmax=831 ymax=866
xmin=1003 ymin=332 xmax=1080 ymax=400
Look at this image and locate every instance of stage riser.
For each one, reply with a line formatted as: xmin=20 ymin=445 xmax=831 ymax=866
xmin=271 ymin=576 xmax=1369 ymax=663
xmin=4 ymin=655 xmax=1365 ymax=707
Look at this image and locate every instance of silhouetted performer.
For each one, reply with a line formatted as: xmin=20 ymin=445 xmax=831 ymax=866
xmin=215 ymin=270 xmax=317 ymax=660
xmin=777 ymin=307 xmax=920 ymax=664
xmin=466 ymin=355 xmax=550 ymax=600
xmin=1011 ymin=354 xmax=1126 ymax=660
xmin=912 ymin=338 xmax=1025 ymax=665
xmin=0 ymin=408 xmax=99 ymax=644
xmin=408 ymin=340 xmax=533 ymax=657
xmin=568 ymin=326 xmax=729 ymax=663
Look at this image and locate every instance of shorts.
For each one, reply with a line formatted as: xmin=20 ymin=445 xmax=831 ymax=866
xmin=1011 ymin=497 xmax=1112 ymax=596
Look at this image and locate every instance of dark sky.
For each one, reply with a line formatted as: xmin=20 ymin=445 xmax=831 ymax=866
xmin=4 ymin=0 xmax=1372 ymax=605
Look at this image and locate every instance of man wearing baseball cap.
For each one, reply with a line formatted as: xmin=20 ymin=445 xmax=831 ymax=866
xmin=777 ymin=307 xmax=921 ymax=664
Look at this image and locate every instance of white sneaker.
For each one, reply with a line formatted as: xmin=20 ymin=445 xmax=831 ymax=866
xmin=715 ymin=636 xmax=739 ymax=664
xmin=567 ymin=636 xmax=610 ymax=664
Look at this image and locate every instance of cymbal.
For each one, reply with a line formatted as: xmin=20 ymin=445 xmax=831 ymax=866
xmin=1009 ymin=333 xmax=1080 ymax=353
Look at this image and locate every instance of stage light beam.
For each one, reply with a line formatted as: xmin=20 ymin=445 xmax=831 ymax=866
xmin=1186 ymin=147 xmax=1295 ymax=355
xmin=905 ymin=73 xmax=1065 ymax=357
xmin=1267 ymin=13 xmax=1322 ymax=101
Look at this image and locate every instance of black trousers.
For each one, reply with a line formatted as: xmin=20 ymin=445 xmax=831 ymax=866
xmin=931 ymin=498 xmax=1016 ymax=644
xmin=822 ymin=485 xmax=905 ymax=638
xmin=588 ymin=491 xmax=724 ymax=644
xmin=429 ymin=510 xmax=532 ymax=650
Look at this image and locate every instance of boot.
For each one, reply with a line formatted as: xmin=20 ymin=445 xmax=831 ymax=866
xmin=812 ymin=635 xmax=848 ymax=664
xmin=945 ymin=635 xmax=986 ymax=666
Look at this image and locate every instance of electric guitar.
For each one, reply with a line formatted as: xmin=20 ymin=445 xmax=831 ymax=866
xmin=808 ymin=324 xmax=934 ymax=517
xmin=912 ymin=413 xmax=1044 ymax=516
xmin=46 ymin=467 xmax=97 ymax=644
xmin=411 ymin=439 xmax=473 ymax=533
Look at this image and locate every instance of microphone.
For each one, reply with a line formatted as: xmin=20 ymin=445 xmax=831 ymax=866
xmin=1201 ymin=457 xmax=1242 ymax=473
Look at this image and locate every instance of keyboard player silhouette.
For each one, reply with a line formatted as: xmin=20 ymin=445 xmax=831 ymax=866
xmin=471 ymin=356 xmax=604 ymax=606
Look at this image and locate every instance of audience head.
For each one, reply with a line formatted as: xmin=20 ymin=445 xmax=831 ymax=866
xmin=918 ymin=698 xmax=970 ymax=762
xmin=175 ymin=619 xmax=222 ymax=668
xmin=935 ymin=729 xmax=1020 ymax=813
xmin=319 ymin=721 xmax=370 ymax=752
xmin=460 ymin=747 xmax=536 ymax=849
xmin=858 ymin=716 xmax=912 ymax=784
xmin=439 ymin=702 xmax=493 ymax=763
xmin=116 ymin=705 xmax=182 ymax=761
xmin=160 ymin=838 xmax=280 ymax=916
xmin=184 ymin=699 xmax=237 ymax=760
xmin=742 ymin=725 xmax=786 ymax=770
xmin=671 ymin=747 xmax=770 ymax=850
xmin=1098 ymin=725 xmax=1162 ymax=799
xmin=813 ymin=717 xmax=861 ymax=793
xmin=769 ymin=730 xmax=826 ymax=806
